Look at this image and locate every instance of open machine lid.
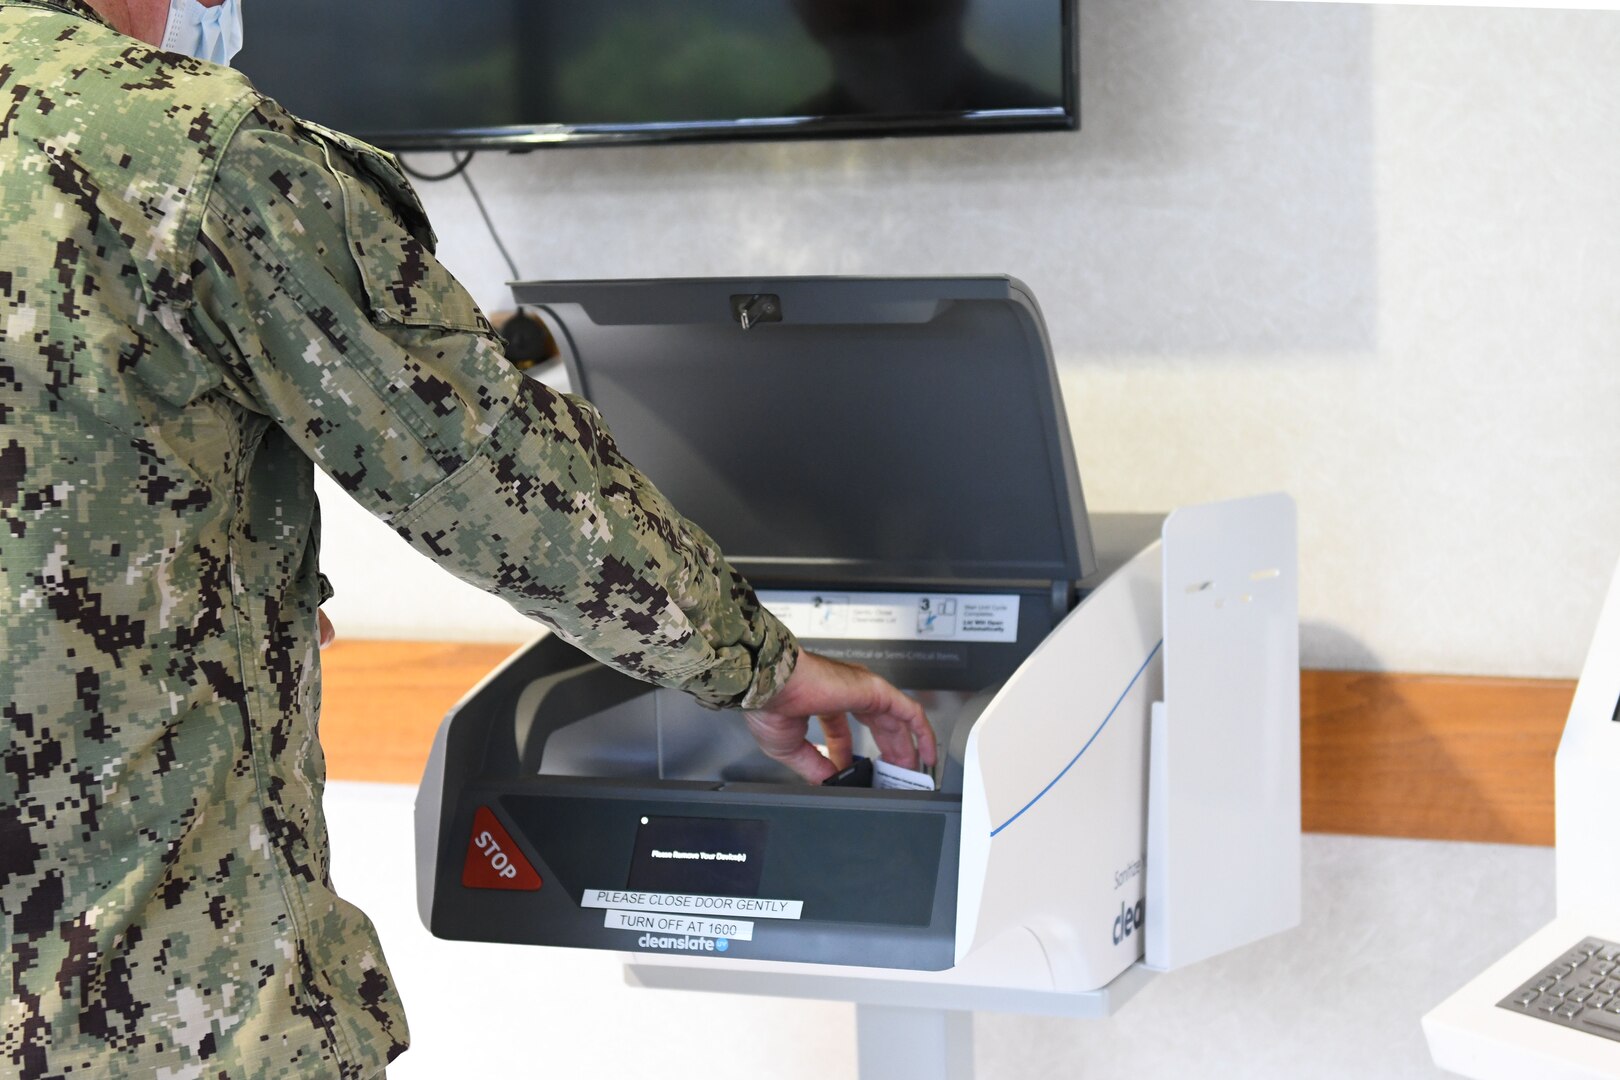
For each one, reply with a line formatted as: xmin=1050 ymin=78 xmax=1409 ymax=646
xmin=512 ymin=276 xmax=1095 ymax=590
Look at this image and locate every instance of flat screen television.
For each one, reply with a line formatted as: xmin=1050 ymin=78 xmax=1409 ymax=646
xmin=234 ymin=0 xmax=1078 ymax=151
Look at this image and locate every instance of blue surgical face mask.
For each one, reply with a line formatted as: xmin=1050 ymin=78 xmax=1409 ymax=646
xmin=161 ymin=0 xmax=244 ymax=67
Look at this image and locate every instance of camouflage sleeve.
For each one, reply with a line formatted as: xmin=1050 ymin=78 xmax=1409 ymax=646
xmin=185 ymin=103 xmax=797 ymax=708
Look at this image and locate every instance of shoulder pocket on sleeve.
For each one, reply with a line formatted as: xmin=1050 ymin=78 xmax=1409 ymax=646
xmin=295 ymin=119 xmax=492 ymax=335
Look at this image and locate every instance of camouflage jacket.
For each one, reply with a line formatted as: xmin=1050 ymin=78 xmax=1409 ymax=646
xmin=0 ymin=2 xmax=797 ymax=1077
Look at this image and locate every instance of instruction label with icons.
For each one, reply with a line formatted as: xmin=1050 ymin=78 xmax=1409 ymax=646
xmin=759 ymin=591 xmax=1020 ymax=644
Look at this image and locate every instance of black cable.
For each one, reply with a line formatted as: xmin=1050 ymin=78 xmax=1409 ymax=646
xmin=460 ymin=167 xmax=522 ymax=284
xmin=399 ymin=150 xmax=523 ymax=285
xmin=399 ymin=150 xmax=475 ymax=182
xmin=456 ymin=167 xmax=549 ymax=364
xmin=397 ymin=151 xmax=536 ymax=362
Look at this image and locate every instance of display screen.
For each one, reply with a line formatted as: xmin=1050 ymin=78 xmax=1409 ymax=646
xmin=235 ymin=0 xmax=1076 ymax=149
xmin=627 ymin=817 xmax=768 ymax=897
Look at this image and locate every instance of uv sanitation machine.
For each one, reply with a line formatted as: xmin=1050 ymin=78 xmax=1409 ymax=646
xmin=416 ymin=277 xmax=1302 ymax=993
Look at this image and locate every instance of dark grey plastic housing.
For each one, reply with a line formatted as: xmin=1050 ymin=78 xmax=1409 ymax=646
xmin=514 ymin=276 xmax=1096 ymax=593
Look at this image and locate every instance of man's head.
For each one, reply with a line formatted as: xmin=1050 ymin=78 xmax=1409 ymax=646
xmin=85 ymin=0 xmax=232 ymax=57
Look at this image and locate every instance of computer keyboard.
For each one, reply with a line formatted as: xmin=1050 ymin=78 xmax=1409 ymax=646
xmin=1498 ymin=938 xmax=1620 ymax=1043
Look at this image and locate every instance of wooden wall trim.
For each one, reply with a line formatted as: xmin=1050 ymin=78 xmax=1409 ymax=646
xmin=1301 ymin=670 xmax=1567 ymax=846
xmin=317 ymin=640 xmax=1572 ymax=847
xmin=318 ymin=641 xmax=516 ymax=787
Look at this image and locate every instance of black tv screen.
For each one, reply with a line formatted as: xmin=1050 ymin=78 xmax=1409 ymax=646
xmin=235 ymin=0 xmax=1077 ymax=150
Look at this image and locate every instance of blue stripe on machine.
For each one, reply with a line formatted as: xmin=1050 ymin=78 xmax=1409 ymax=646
xmin=989 ymin=639 xmax=1165 ymax=837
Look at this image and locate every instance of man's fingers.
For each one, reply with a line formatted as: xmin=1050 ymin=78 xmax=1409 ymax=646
xmin=744 ymin=712 xmax=838 ymax=783
xmin=820 ymin=713 xmax=854 ymax=770
xmin=862 ymin=714 xmax=920 ymax=770
xmin=744 ymin=652 xmax=937 ymax=784
xmin=911 ymin=706 xmax=938 ymax=767
xmin=769 ymin=738 xmax=838 ymax=784
xmin=856 ymin=677 xmax=936 ymax=770
xmin=317 ymin=610 xmax=335 ymax=650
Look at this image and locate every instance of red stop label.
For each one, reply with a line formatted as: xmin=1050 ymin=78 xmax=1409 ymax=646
xmin=462 ymin=806 xmax=542 ymax=891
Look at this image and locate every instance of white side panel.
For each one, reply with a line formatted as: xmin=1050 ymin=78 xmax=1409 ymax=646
xmin=956 ymin=541 xmax=1163 ymax=992
xmin=1555 ymin=556 xmax=1620 ymax=917
xmin=1424 ymin=912 xmax=1620 ymax=1080
xmin=1145 ymin=493 xmax=1301 ymax=971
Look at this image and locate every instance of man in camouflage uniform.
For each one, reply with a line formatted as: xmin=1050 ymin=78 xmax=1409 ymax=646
xmin=0 ymin=1 xmax=936 ymax=1076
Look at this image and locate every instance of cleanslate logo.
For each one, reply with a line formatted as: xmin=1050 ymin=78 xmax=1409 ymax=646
xmin=1112 ymin=899 xmax=1146 ymax=946
xmin=638 ymin=933 xmax=728 ymax=953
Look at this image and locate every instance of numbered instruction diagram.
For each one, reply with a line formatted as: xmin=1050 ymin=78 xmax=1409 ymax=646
xmin=758 ymin=590 xmax=1021 ymax=645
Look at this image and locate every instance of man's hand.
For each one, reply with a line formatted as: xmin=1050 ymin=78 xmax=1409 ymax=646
xmin=318 ymin=609 xmax=336 ymax=649
xmin=744 ymin=651 xmax=937 ymax=784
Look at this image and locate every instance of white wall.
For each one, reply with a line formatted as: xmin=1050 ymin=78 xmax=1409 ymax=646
xmin=316 ymin=0 xmax=1620 ymax=678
